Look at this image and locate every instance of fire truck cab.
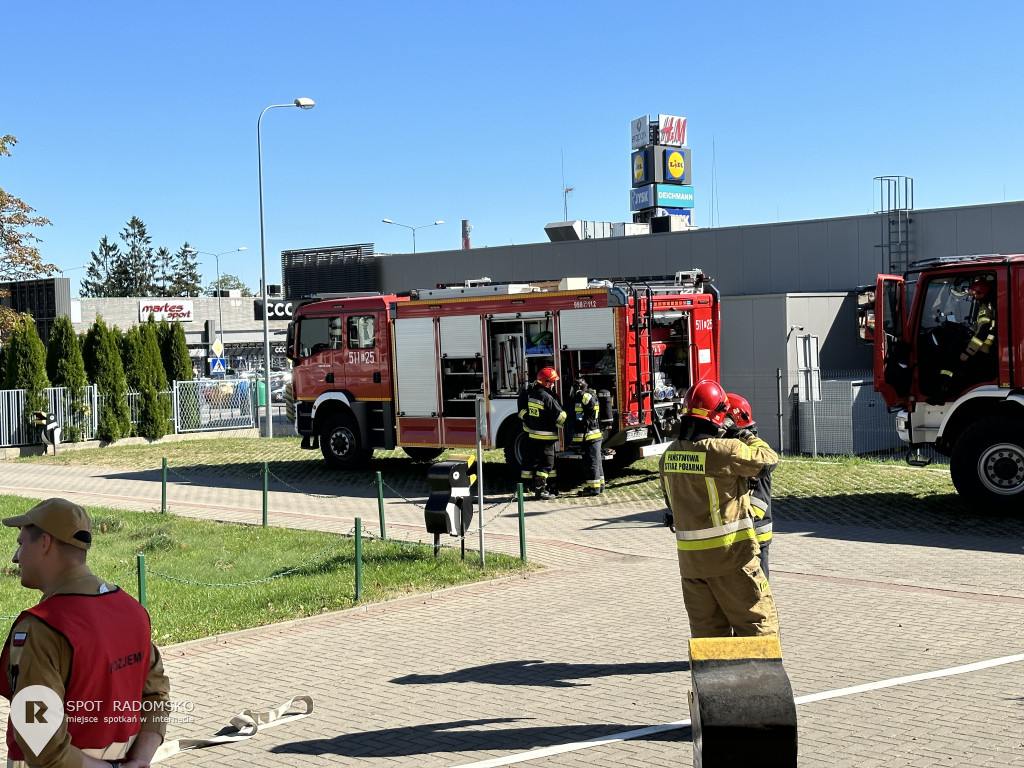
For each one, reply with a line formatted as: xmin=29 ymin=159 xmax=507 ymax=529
xmin=287 ymin=272 xmax=721 ymax=473
xmin=857 ymin=254 xmax=1024 ymax=511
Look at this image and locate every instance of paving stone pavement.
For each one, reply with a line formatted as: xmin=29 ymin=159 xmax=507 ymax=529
xmin=0 ymin=461 xmax=1022 ymax=767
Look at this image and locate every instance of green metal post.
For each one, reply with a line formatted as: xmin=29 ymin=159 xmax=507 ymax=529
xmin=137 ymin=554 xmax=147 ymax=608
xmin=517 ymin=483 xmax=526 ymax=562
xmin=161 ymin=458 xmax=167 ymax=514
xmin=354 ymin=517 xmax=363 ymax=601
xmin=262 ymin=461 xmax=269 ymax=527
xmin=376 ymin=471 xmax=386 ymax=540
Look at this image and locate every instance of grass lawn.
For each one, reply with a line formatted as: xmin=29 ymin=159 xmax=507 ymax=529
xmin=0 ymin=495 xmax=531 ymax=645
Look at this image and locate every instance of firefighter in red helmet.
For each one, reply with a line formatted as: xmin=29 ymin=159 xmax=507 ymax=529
xmin=658 ymin=380 xmax=780 ymax=637
xmin=517 ymin=366 xmax=567 ymax=500
xmin=725 ymin=393 xmax=777 ymax=580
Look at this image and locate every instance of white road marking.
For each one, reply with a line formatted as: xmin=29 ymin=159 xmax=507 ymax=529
xmin=447 ymin=652 xmax=1024 ymax=768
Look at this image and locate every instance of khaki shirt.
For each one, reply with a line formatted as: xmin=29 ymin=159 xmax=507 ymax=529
xmin=5 ymin=565 xmax=170 ymax=768
xmin=659 ymin=433 xmax=779 ymax=578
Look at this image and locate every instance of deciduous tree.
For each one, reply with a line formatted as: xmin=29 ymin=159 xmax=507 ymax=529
xmin=205 ymin=274 xmax=252 ymax=297
xmin=0 ymin=135 xmax=56 ymax=338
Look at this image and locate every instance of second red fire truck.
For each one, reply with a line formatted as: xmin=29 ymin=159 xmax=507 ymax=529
xmin=858 ymin=254 xmax=1024 ymax=511
xmin=286 ymin=272 xmax=721 ymax=472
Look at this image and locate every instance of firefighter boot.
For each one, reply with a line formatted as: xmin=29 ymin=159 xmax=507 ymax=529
xmin=534 ymin=479 xmax=555 ymax=501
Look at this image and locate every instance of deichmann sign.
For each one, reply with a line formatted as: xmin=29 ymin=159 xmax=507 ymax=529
xmin=254 ymin=300 xmax=296 ymax=320
xmin=656 ymin=185 xmax=695 ymax=207
xmin=139 ymin=300 xmax=194 ymax=322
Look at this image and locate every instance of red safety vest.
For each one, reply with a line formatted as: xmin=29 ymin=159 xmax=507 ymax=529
xmin=0 ymin=589 xmax=152 ymax=761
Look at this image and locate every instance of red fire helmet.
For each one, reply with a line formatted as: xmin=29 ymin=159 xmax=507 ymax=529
xmin=536 ymin=367 xmax=559 ymax=385
xmin=726 ymin=393 xmax=755 ymax=429
xmin=682 ymin=380 xmax=730 ymax=426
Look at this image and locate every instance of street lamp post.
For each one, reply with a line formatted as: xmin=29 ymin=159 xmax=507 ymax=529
xmin=184 ymin=247 xmax=247 ymax=358
xmin=259 ymin=97 xmax=315 ymax=438
xmin=381 ymin=219 xmax=444 ymax=254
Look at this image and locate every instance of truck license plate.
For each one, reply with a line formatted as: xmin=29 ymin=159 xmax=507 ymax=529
xmin=626 ymin=427 xmax=648 ymax=441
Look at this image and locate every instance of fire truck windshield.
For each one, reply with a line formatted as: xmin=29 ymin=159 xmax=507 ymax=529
xmin=296 ymin=316 xmax=343 ymax=358
xmin=918 ymin=275 xmax=984 ymax=331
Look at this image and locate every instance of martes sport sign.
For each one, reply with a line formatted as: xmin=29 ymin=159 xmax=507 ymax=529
xmin=139 ymin=300 xmax=194 ymax=322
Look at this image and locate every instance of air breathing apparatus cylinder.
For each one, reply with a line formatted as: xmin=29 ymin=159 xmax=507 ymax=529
xmin=597 ymin=390 xmax=614 ymax=428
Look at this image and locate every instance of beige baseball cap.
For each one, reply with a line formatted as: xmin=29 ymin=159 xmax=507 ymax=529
xmin=2 ymin=498 xmax=93 ymax=550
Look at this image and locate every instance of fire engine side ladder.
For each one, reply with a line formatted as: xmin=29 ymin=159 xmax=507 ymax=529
xmin=617 ymin=280 xmax=662 ymax=444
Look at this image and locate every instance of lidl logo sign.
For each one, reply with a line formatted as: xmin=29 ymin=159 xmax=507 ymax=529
xmin=633 ymin=152 xmax=645 ymax=182
xmin=631 ymin=149 xmax=650 ymax=186
xmin=665 ymin=149 xmax=687 ymax=182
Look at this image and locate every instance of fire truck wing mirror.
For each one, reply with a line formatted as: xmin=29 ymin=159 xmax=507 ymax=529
xmin=858 ymin=309 xmax=875 ymax=342
xmin=855 ymin=287 xmax=876 ymax=343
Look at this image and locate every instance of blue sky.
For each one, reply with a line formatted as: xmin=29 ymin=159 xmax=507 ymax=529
xmin=6 ymin=1 xmax=1024 ymax=296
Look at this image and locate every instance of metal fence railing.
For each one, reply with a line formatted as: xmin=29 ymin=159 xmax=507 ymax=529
xmin=0 ymin=379 xmax=255 ymax=448
xmin=0 ymin=386 xmax=99 ymax=447
xmin=174 ymin=378 xmax=257 ymax=433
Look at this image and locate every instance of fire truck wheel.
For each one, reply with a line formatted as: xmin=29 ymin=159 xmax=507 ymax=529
xmin=503 ymin=429 xmax=528 ymax=475
xmin=950 ymin=414 xmax=1024 ymax=513
xmin=403 ymin=447 xmax=445 ymax=462
xmin=320 ymin=413 xmax=368 ymax=469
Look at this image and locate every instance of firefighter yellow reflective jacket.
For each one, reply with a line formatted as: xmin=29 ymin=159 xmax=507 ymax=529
xmin=658 ymin=434 xmax=779 ymax=578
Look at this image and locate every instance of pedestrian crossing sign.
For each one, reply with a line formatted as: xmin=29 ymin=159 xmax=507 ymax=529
xmin=210 ymin=357 xmax=227 ymax=375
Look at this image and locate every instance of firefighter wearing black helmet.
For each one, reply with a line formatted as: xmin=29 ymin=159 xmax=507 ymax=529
xmin=658 ymin=379 xmax=780 ymax=638
xmin=572 ymin=377 xmax=604 ymax=496
xmin=518 ymin=367 xmax=567 ymax=500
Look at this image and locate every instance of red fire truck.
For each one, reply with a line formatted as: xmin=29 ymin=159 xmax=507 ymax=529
xmin=858 ymin=254 xmax=1024 ymax=511
xmin=286 ymin=272 xmax=721 ymax=472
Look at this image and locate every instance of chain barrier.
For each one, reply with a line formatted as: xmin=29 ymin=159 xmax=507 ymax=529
xmin=164 ymin=463 xmax=264 ymax=486
xmin=466 ymin=491 xmax=521 ymax=534
xmin=264 ymin=468 xmax=371 ymax=500
xmin=379 ymin=478 xmax=426 ymax=508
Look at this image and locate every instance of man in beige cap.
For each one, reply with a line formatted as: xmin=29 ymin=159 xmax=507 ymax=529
xmin=0 ymin=498 xmax=170 ymax=768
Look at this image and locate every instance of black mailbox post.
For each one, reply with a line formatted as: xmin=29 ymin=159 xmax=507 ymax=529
xmin=424 ymin=456 xmax=477 ymax=558
xmin=33 ymin=411 xmax=61 ymax=455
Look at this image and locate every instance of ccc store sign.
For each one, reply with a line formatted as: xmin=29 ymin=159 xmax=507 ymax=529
xmin=254 ymin=300 xmax=295 ymax=320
